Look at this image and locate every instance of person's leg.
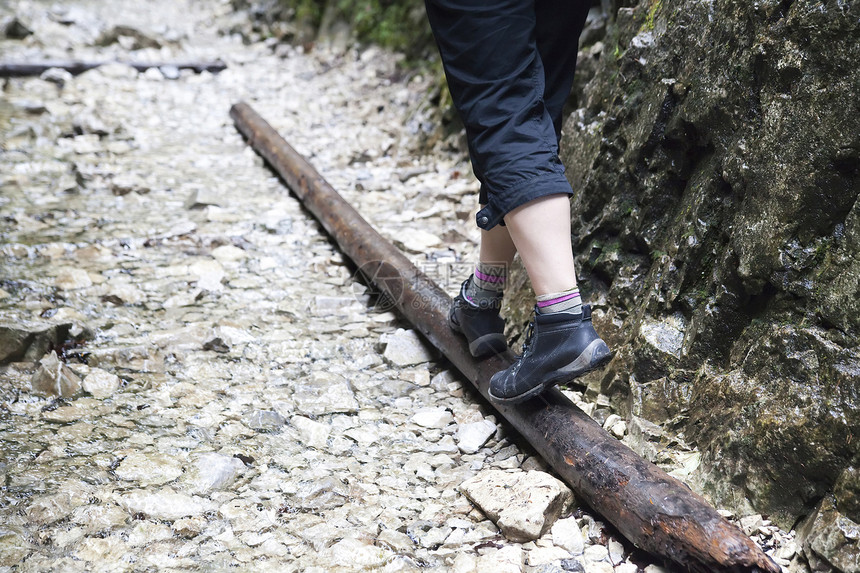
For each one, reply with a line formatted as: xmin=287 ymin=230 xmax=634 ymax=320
xmin=503 ymin=194 xmax=576 ymax=296
xmin=535 ymin=0 xmax=591 ymax=141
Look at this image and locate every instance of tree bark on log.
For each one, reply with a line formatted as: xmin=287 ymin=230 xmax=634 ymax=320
xmin=229 ymin=101 xmax=780 ymax=573
xmin=0 ymin=60 xmax=226 ymax=77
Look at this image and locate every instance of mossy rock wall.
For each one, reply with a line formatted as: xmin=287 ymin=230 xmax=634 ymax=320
xmin=539 ymin=0 xmax=859 ymax=565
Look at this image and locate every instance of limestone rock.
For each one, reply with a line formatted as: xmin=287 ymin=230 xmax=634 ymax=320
xmin=243 ymin=410 xmax=286 ymax=431
xmin=115 ymin=452 xmax=183 ymax=486
xmin=291 ymin=415 xmax=330 ymax=449
xmin=30 ymin=351 xmax=81 ymax=398
xmin=552 ymin=517 xmax=585 ymax=555
xmin=186 ymin=453 xmax=244 ymax=494
xmin=411 ymin=407 xmax=453 ymax=429
xmin=292 ymin=371 xmax=358 ymax=416
xmin=55 ymin=268 xmax=93 ymax=290
xmin=455 ymin=419 xmax=497 ymax=454
xmin=796 ymin=496 xmax=859 ymax=573
xmin=82 ymin=368 xmax=121 ymax=398
xmin=460 ymin=470 xmax=572 ymax=542
xmin=117 ymin=488 xmax=216 ymax=521
xmin=0 ymin=322 xmax=73 ymax=364
xmin=381 ymin=328 xmax=434 ymax=366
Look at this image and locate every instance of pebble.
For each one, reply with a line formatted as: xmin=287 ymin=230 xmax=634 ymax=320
xmin=187 ymin=453 xmax=244 ymax=493
xmin=117 ymin=488 xmax=216 ymax=521
xmin=115 ymin=452 xmax=184 ymax=486
xmin=412 ymin=407 xmax=454 ymax=429
xmin=82 ymin=368 xmax=121 ymax=398
xmin=552 ymin=517 xmax=585 ymax=555
xmin=382 ymin=328 xmax=435 ymax=365
xmin=291 ymin=415 xmax=331 ymax=448
xmin=30 ymin=351 xmax=82 ymax=398
xmin=456 ymin=419 xmax=497 ymax=453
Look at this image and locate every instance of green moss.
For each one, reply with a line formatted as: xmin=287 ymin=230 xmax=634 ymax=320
xmin=644 ymin=0 xmax=662 ymax=31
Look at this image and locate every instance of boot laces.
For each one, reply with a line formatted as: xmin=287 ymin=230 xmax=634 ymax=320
xmin=521 ymin=320 xmax=535 ymax=355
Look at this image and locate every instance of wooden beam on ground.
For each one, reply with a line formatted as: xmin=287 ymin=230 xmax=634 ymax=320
xmin=229 ymin=100 xmax=780 ymax=573
xmin=0 ymin=60 xmax=226 ymax=77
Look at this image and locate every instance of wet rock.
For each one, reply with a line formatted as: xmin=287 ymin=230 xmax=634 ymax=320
xmin=82 ymin=368 xmax=121 ymax=398
xmin=115 ymin=451 xmax=183 ymax=486
xmin=242 ymin=409 xmax=286 ymax=431
xmin=381 ymin=328 xmax=435 ymax=366
xmin=456 ymin=419 xmax=497 ymax=454
xmin=30 ymin=350 xmax=82 ymax=398
xmin=117 ymin=488 xmax=216 ymax=521
xmin=291 ymin=415 xmax=330 ymax=448
xmin=186 ymin=453 xmax=244 ymax=494
xmin=70 ymin=504 xmax=129 ymax=531
xmin=26 ymin=493 xmax=78 ymax=525
xmin=320 ymin=536 xmax=389 ymax=569
xmin=477 ymin=545 xmax=524 ymax=573
xmin=796 ymin=496 xmax=859 ymax=573
xmin=172 ymin=516 xmax=206 ymax=538
xmin=0 ymin=526 xmax=30 ymax=566
xmin=110 ymin=174 xmax=150 ymax=196
xmin=292 ymin=371 xmax=359 ymax=416
xmin=460 ymin=470 xmax=573 ymax=542
xmin=528 ymin=545 xmax=574 ymax=566
xmin=290 ymin=476 xmax=350 ymax=511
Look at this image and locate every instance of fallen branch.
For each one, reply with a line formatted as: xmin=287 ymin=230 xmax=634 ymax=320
xmin=229 ymin=101 xmax=780 ymax=573
xmin=0 ymin=60 xmax=226 ymax=77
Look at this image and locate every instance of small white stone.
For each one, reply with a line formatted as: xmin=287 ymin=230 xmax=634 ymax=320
xmin=55 ymin=268 xmax=92 ymax=290
xmin=412 ymin=407 xmax=453 ymax=429
xmin=584 ymin=543 xmax=609 ymax=562
xmin=382 ymin=328 xmax=434 ymax=366
xmin=527 ymin=545 xmax=571 ymax=566
xmin=551 ymin=517 xmax=585 ymax=555
xmin=291 ymin=415 xmax=331 ymax=449
xmin=115 ymin=452 xmax=183 ymax=486
xmin=82 ymin=368 xmax=121 ymax=398
xmin=190 ymin=259 xmax=224 ymax=291
xmin=456 ymin=419 xmax=497 ymax=453
xmin=739 ymin=514 xmax=764 ymax=536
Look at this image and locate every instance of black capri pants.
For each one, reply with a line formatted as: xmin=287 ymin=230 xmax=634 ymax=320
xmin=425 ymin=0 xmax=590 ymax=230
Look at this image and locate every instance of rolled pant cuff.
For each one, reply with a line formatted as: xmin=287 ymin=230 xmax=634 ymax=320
xmin=475 ymin=172 xmax=573 ymax=230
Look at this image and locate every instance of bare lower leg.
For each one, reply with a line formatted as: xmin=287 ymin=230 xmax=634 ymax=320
xmin=503 ymin=194 xmax=578 ymax=296
xmin=479 ymin=212 xmax=517 ymax=268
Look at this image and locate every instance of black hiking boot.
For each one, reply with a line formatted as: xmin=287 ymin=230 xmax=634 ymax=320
xmin=448 ymin=278 xmax=507 ymax=358
xmin=488 ymin=304 xmax=612 ymax=404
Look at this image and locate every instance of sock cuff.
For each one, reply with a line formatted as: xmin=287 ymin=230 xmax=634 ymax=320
xmin=474 ymin=268 xmax=506 ymax=284
xmin=536 ymin=288 xmax=580 ymax=308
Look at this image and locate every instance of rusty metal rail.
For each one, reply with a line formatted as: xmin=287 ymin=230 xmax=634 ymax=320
xmin=230 ymin=101 xmax=779 ymax=573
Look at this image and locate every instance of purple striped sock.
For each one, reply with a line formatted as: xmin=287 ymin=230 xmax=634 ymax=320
xmin=536 ymin=288 xmax=582 ymax=314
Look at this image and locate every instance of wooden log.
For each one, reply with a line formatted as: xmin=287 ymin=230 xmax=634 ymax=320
xmin=229 ymin=101 xmax=781 ymax=573
xmin=0 ymin=60 xmax=226 ymax=77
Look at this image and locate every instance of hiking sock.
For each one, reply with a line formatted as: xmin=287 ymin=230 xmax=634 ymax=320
xmin=536 ymin=287 xmax=582 ymax=315
xmin=464 ymin=263 xmax=506 ymax=307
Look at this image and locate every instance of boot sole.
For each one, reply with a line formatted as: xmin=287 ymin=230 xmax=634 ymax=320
xmin=488 ymin=340 xmax=613 ymax=404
